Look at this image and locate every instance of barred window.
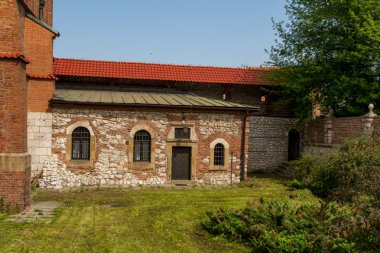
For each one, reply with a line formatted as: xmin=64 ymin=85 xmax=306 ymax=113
xmin=214 ymin=143 xmax=224 ymax=166
xmin=72 ymin=127 xmax=90 ymax=160
xmin=133 ymin=130 xmax=151 ymax=162
xmin=175 ymin=127 xmax=190 ymax=139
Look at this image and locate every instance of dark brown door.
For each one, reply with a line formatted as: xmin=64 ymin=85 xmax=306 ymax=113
xmin=172 ymin=147 xmax=191 ymax=180
xmin=288 ymin=129 xmax=300 ymax=161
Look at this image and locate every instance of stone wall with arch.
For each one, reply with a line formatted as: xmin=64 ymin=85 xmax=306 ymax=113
xmin=39 ymin=107 xmax=248 ymax=188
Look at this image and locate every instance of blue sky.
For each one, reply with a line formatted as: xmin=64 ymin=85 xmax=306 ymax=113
xmin=53 ymin=1 xmax=287 ymax=67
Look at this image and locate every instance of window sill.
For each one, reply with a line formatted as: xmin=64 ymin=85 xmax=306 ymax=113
xmin=129 ymin=162 xmax=155 ymax=170
xmin=67 ymin=160 xmax=94 ymax=167
xmin=166 ymin=139 xmax=198 ymax=143
xmin=209 ymin=165 xmax=228 ymax=171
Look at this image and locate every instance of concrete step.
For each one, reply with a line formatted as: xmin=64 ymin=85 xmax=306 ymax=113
xmin=5 ymin=201 xmax=63 ymax=223
xmin=273 ymin=161 xmax=295 ymax=178
xmin=167 ymin=180 xmax=194 ymax=186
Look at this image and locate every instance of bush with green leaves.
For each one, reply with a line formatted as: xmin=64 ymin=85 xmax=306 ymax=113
xmin=202 ymin=196 xmax=363 ymax=253
xmin=292 ymin=135 xmax=380 ymax=200
xmin=203 ymin=136 xmax=380 ymax=252
xmin=290 ymin=135 xmax=380 ymax=251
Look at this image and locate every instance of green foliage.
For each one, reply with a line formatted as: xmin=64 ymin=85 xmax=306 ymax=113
xmin=268 ymin=0 xmax=380 ymax=120
xmin=202 ymin=197 xmax=362 ymax=252
xmin=203 ymin=136 xmax=380 ymax=252
xmin=293 ymin=135 xmax=380 ymax=199
xmin=291 ymin=135 xmax=380 ymax=252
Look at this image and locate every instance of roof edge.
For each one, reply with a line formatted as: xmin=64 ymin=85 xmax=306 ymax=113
xmin=50 ymin=99 xmax=260 ymax=112
xmin=0 ymin=52 xmax=30 ymax=64
xmin=53 ymin=74 xmax=269 ymax=86
xmin=53 ymin=57 xmax=267 ymax=71
xmin=27 ymin=73 xmax=58 ymax=80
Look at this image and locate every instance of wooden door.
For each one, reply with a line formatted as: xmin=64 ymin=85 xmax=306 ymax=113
xmin=172 ymin=147 xmax=191 ymax=180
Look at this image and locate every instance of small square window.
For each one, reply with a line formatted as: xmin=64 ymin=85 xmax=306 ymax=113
xmin=175 ymin=127 xmax=191 ymax=139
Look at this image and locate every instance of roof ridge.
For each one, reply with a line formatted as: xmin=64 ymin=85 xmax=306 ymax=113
xmin=53 ymin=57 xmax=265 ymax=70
xmin=53 ymin=57 xmax=271 ymax=85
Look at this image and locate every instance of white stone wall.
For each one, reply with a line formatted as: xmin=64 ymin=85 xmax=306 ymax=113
xmin=39 ymin=109 xmax=244 ymax=189
xmin=248 ymin=116 xmax=298 ymax=172
xmin=27 ymin=112 xmax=52 ymax=179
xmin=39 ymin=155 xmax=166 ymax=189
xmin=196 ymin=171 xmax=240 ymax=185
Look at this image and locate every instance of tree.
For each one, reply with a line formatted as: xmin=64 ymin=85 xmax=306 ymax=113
xmin=268 ymin=0 xmax=380 ymax=120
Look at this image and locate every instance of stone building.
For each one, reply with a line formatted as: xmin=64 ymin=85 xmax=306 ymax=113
xmin=36 ymin=59 xmax=266 ymax=188
xmin=1 ymin=0 xmax=300 ymax=209
xmin=29 ymin=58 xmax=297 ymax=189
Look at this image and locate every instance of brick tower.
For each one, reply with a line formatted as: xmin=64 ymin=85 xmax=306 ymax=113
xmin=0 ymin=0 xmax=56 ymax=211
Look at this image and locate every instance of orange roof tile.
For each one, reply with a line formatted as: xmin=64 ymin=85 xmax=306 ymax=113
xmin=27 ymin=73 xmax=58 ymax=80
xmin=53 ymin=58 xmax=270 ymax=85
xmin=0 ymin=52 xmax=30 ymax=63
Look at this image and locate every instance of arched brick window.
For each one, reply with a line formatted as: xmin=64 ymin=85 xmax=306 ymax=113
xmin=214 ymin=143 xmax=225 ymax=166
xmin=133 ymin=130 xmax=151 ymax=162
xmin=72 ymin=127 xmax=90 ymax=160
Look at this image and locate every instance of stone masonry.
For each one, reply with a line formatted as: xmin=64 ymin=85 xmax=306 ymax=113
xmin=248 ymin=116 xmax=298 ymax=172
xmin=39 ymin=108 xmax=247 ymax=189
xmin=27 ymin=112 xmax=52 ymax=179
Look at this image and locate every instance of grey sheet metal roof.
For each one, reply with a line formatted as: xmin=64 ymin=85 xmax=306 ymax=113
xmin=51 ymin=89 xmax=259 ymax=111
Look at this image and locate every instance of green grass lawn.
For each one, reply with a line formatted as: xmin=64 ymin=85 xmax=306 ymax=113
xmin=0 ymin=177 xmax=294 ymax=253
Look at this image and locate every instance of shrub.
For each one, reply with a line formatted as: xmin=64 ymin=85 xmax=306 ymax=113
xmin=202 ymin=197 xmax=362 ymax=252
xmin=293 ymin=135 xmax=380 ymax=200
xmin=203 ymin=135 xmax=380 ymax=252
xmin=290 ymin=135 xmax=380 ymax=252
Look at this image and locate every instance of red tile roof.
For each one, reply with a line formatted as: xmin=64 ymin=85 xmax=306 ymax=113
xmin=53 ymin=58 xmax=270 ymax=85
xmin=0 ymin=52 xmax=30 ymax=63
xmin=27 ymin=73 xmax=57 ymax=80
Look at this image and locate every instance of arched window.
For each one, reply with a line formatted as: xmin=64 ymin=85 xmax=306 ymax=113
xmin=214 ymin=143 xmax=225 ymax=166
xmin=72 ymin=127 xmax=90 ymax=160
xmin=133 ymin=130 xmax=151 ymax=162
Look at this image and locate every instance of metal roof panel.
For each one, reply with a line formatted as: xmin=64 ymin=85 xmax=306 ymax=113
xmin=52 ymin=89 xmax=258 ymax=111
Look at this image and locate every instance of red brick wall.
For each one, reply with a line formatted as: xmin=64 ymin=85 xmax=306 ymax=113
xmin=24 ymin=18 xmax=54 ymax=76
xmin=27 ymin=79 xmax=55 ymax=112
xmin=0 ymin=60 xmax=28 ymax=153
xmin=331 ymin=118 xmax=363 ymax=144
xmin=0 ymin=0 xmax=29 ymax=210
xmin=371 ymin=117 xmax=380 ymax=134
xmin=24 ymin=16 xmax=55 ymax=112
xmin=0 ymin=0 xmax=25 ymax=53
xmin=23 ymin=0 xmax=53 ymax=26
xmin=0 ymin=0 xmax=55 ymax=210
xmin=0 ymin=169 xmax=31 ymax=209
xmin=0 ymin=1 xmax=27 ymax=152
xmin=23 ymin=0 xmax=39 ymax=16
xmin=304 ymin=117 xmax=370 ymax=146
xmin=44 ymin=0 xmax=53 ymax=26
